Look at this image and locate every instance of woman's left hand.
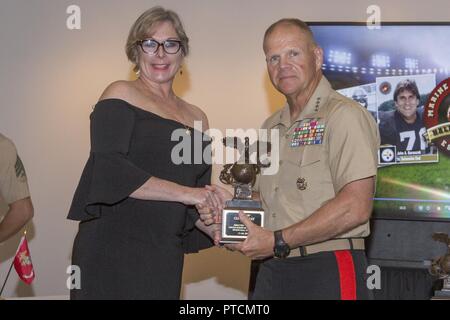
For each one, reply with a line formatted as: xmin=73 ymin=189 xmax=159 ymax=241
xmin=195 ymin=219 xmax=221 ymax=246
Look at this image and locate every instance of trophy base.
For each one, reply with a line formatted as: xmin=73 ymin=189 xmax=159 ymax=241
xmin=220 ymin=203 xmax=264 ymax=244
xmin=433 ymin=289 xmax=450 ymax=299
xmin=435 ymin=289 xmax=450 ymax=296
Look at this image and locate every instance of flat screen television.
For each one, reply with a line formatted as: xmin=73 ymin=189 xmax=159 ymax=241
xmin=309 ymin=22 xmax=450 ymax=222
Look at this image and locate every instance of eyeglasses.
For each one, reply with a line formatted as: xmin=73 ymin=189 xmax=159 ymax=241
xmin=137 ymin=39 xmax=182 ymax=55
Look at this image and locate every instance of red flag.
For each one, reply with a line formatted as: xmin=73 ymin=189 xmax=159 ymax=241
xmin=13 ymin=235 xmax=35 ymax=284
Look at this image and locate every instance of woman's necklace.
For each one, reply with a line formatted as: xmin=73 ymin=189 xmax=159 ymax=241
xmin=173 ymin=96 xmax=191 ymax=136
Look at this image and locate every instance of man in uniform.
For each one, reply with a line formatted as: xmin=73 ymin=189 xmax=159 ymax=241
xmin=199 ymin=18 xmax=380 ymax=300
xmin=0 ymin=133 xmax=33 ymax=244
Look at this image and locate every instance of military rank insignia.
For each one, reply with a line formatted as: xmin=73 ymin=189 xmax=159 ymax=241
xmin=291 ymin=120 xmax=325 ymax=147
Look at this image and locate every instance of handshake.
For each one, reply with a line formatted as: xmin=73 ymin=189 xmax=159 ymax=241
xmin=195 ymin=185 xmax=232 ymax=225
xmin=189 ymin=185 xmax=231 ymax=246
xmin=190 ymin=185 xmax=272 ymax=260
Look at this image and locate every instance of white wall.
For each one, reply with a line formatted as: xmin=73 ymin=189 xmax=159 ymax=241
xmin=0 ymin=0 xmax=449 ymax=298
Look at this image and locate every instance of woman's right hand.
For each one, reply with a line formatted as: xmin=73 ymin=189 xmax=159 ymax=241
xmin=182 ymin=187 xmax=220 ymax=210
xmin=196 ymin=184 xmax=233 ymax=225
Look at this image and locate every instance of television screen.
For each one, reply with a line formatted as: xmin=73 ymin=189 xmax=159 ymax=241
xmin=309 ymin=22 xmax=450 ymax=222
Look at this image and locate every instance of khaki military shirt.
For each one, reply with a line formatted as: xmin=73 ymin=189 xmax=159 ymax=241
xmin=258 ymin=77 xmax=380 ymax=239
xmin=0 ymin=134 xmax=30 ymax=219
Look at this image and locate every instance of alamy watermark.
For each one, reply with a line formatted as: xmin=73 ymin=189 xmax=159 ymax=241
xmin=66 ymin=5 xmax=81 ymax=30
xmin=66 ymin=265 xmax=81 ymax=290
xmin=366 ymin=5 xmax=381 ymax=30
xmin=367 ymin=264 xmax=381 ymax=290
xmin=170 ymin=122 xmax=280 ymax=175
xmin=66 ymin=263 xmax=381 ymax=291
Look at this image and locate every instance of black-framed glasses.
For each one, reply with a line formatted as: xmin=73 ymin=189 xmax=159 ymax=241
xmin=137 ymin=39 xmax=182 ymax=55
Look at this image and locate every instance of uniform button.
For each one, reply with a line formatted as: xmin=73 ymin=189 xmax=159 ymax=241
xmin=279 ymin=160 xmax=283 ymax=166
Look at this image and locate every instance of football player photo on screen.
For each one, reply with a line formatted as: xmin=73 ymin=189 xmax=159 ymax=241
xmin=376 ymin=74 xmax=439 ymax=165
xmin=337 ymin=83 xmax=378 ymax=120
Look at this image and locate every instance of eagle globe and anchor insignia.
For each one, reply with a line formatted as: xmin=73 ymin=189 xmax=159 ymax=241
xmin=296 ymin=177 xmax=308 ymax=191
xmin=424 ymin=77 xmax=450 ymax=157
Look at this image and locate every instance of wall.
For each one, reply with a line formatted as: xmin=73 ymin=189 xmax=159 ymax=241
xmin=0 ymin=0 xmax=449 ymax=298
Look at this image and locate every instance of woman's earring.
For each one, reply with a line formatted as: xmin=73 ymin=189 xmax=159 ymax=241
xmin=180 ymin=67 xmax=183 ymax=76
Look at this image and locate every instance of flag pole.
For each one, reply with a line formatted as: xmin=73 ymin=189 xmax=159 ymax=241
xmin=0 ymin=230 xmax=27 ymax=297
xmin=0 ymin=259 xmax=14 ymax=296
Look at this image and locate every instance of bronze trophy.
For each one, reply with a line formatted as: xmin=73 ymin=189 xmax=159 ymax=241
xmin=429 ymin=233 xmax=450 ymax=298
xmin=219 ymin=137 xmax=270 ymax=244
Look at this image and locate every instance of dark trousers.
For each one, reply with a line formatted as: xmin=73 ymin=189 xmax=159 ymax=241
xmin=250 ymin=250 xmax=374 ymax=300
xmin=372 ymin=266 xmax=438 ymax=300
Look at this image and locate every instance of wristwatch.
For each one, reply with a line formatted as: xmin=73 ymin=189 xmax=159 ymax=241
xmin=273 ymin=230 xmax=290 ymax=258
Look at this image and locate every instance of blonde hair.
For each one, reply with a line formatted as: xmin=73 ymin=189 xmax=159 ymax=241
xmin=126 ymin=6 xmax=189 ymax=72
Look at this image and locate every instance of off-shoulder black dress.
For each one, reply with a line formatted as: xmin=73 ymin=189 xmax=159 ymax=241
xmin=67 ymin=99 xmax=212 ymax=299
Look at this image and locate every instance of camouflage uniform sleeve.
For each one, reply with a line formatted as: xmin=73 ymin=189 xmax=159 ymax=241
xmin=0 ymin=138 xmax=30 ymax=204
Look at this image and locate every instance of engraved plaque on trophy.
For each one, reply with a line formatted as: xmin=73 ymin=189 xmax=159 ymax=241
xmin=219 ymin=137 xmax=270 ymax=244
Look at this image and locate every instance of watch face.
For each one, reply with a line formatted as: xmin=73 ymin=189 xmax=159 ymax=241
xmin=274 ymin=230 xmax=290 ymax=258
xmin=274 ymin=243 xmax=290 ymax=258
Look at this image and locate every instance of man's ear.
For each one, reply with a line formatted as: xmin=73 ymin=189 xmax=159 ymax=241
xmin=314 ymin=46 xmax=324 ymax=71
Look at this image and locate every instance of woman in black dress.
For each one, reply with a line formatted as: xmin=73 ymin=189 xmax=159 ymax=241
xmin=67 ymin=7 xmax=220 ymax=299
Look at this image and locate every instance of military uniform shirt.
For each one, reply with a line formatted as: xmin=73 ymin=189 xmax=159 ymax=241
xmin=0 ymin=134 xmax=30 ymax=219
xmin=257 ymin=77 xmax=380 ymax=239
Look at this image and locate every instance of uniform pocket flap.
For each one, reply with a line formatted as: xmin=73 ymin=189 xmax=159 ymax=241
xmin=300 ymin=146 xmax=322 ymax=167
